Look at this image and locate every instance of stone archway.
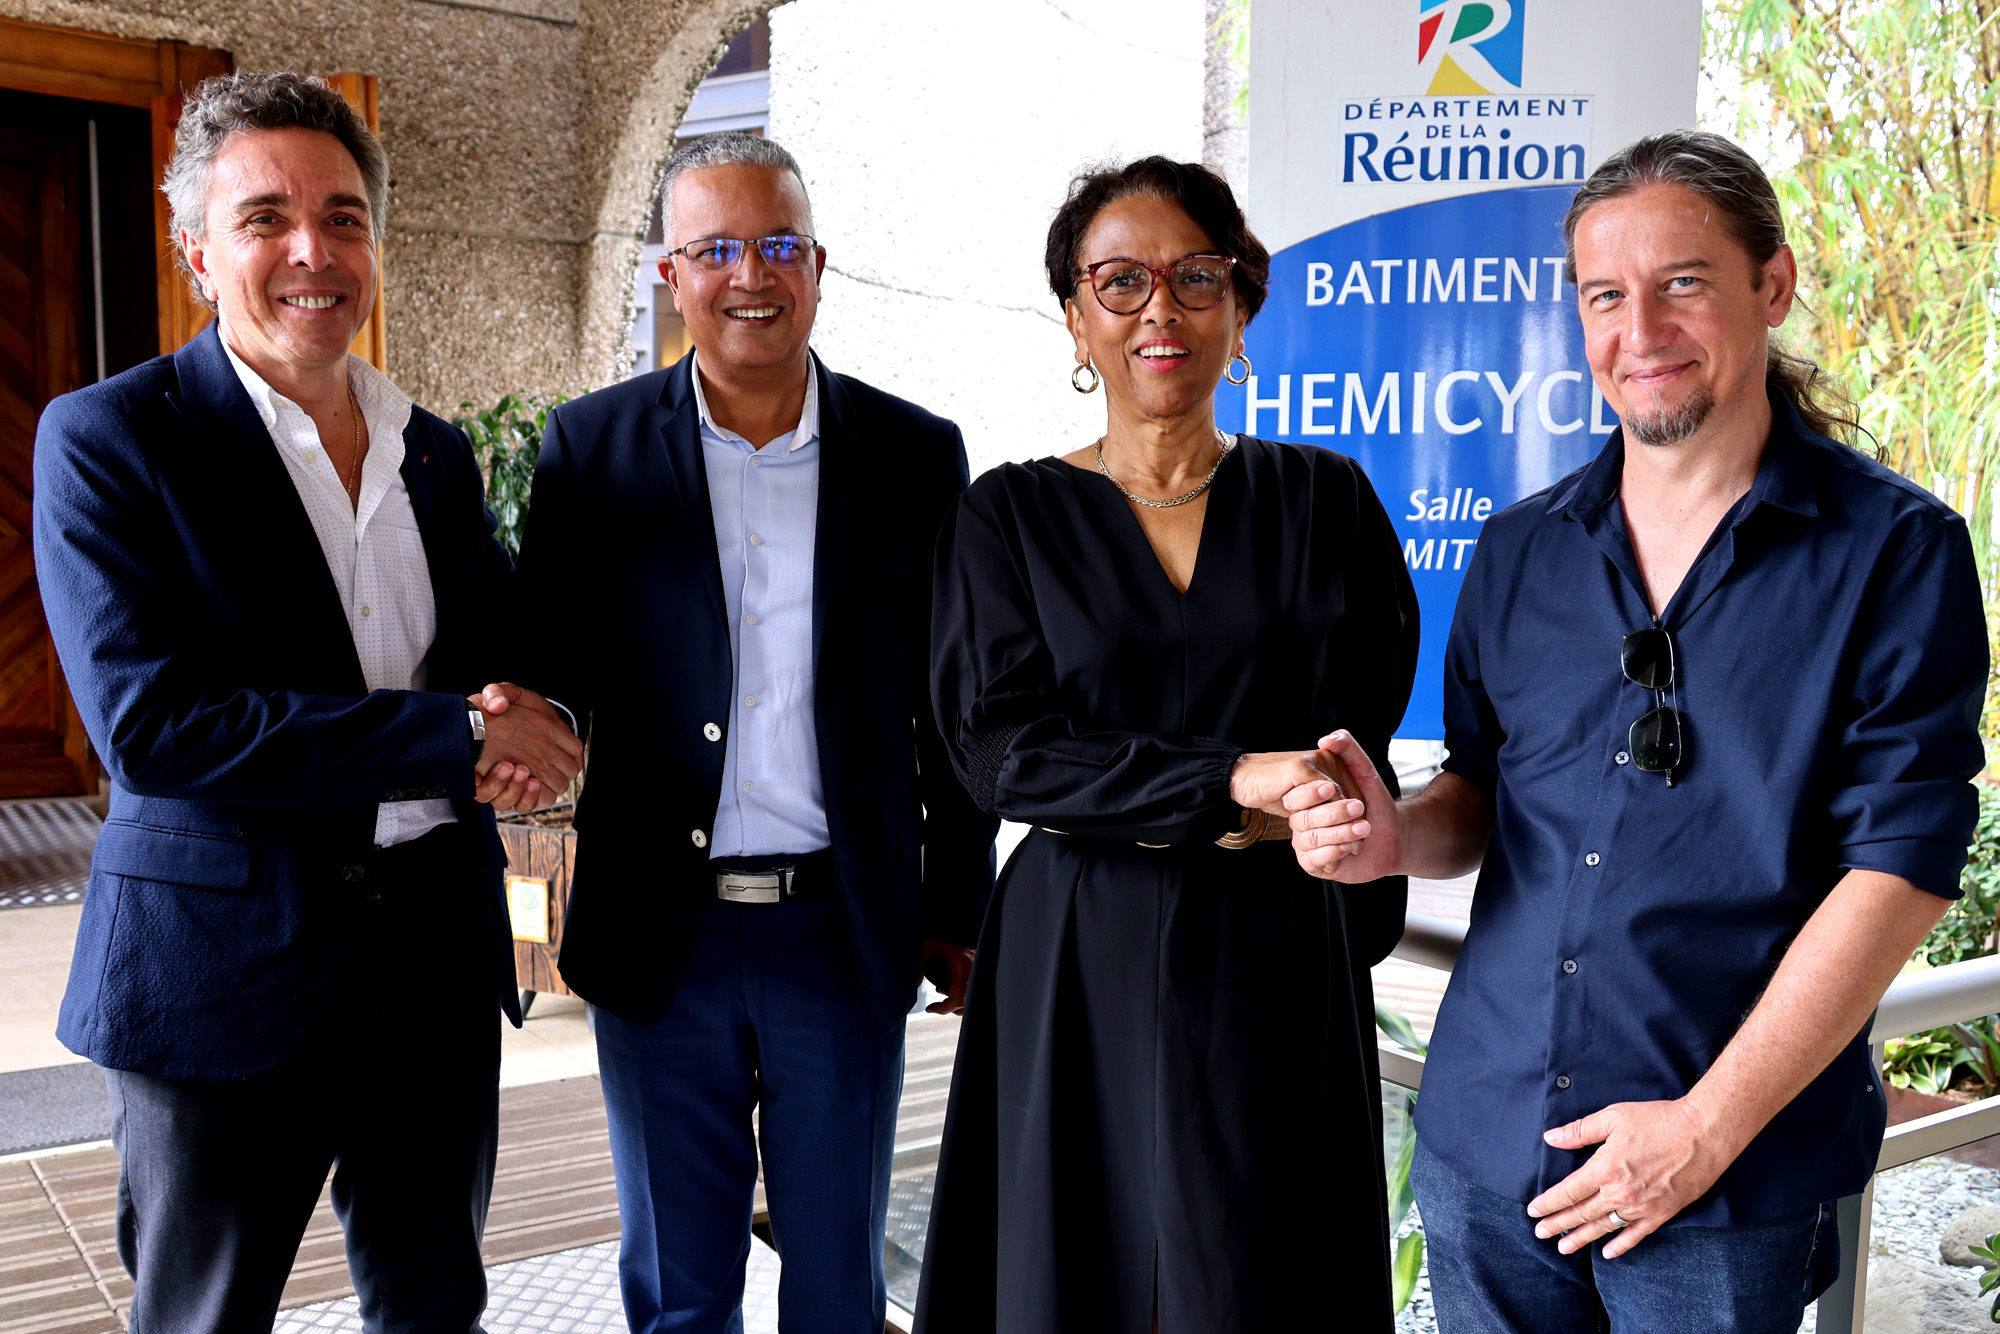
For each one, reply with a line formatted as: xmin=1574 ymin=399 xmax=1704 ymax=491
xmin=568 ymin=0 xmax=1245 ymax=396
xmin=567 ymin=0 xmax=780 ymax=388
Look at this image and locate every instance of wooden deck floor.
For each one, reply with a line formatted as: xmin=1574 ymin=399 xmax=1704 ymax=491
xmin=0 ymin=1012 xmax=966 ymax=1333
xmin=0 ymin=861 xmax=1467 ymax=1334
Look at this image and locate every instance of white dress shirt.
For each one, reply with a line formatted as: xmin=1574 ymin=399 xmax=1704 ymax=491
xmin=221 ymin=332 xmax=457 ymax=848
xmin=693 ymin=352 xmax=831 ymax=857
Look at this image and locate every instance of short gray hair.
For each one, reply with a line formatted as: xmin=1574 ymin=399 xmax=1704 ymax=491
xmin=162 ymin=70 xmax=390 ymax=312
xmin=659 ymin=131 xmax=813 ymax=241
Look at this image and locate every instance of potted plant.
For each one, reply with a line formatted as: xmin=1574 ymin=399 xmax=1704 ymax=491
xmin=457 ymin=394 xmax=578 ymax=1014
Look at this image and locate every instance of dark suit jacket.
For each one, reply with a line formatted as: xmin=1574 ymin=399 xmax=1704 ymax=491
xmin=34 ymin=324 xmax=520 ymax=1082
xmin=513 ymin=353 xmax=995 ymax=1031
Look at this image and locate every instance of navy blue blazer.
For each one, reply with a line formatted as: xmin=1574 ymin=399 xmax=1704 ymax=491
xmin=513 ymin=353 xmax=996 ymax=1031
xmin=35 ymin=324 xmax=520 ymax=1081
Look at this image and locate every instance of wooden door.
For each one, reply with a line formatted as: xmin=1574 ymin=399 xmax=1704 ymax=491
xmin=0 ymin=128 xmax=93 ymax=795
xmin=0 ymin=17 xmax=233 ymax=799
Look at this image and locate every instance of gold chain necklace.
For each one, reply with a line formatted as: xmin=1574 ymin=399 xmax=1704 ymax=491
xmin=1094 ymin=428 xmax=1234 ymax=509
xmin=344 ymin=384 xmax=364 ymax=505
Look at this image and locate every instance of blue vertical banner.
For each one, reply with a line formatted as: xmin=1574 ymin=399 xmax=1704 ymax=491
xmin=1243 ymin=0 xmax=1701 ymax=739
xmin=1214 ymin=185 xmax=1613 ymax=739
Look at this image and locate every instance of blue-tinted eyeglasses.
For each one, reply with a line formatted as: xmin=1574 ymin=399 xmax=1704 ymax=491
xmin=664 ymin=234 xmax=819 ymax=273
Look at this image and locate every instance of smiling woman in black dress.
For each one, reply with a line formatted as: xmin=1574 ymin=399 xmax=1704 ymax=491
xmin=913 ymin=158 xmax=1419 ymax=1333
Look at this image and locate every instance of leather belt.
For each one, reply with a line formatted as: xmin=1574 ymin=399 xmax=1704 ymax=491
xmin=1040 ymin=827 xmax=1170 ymax=849
xmin=713 ymin=850 xmax=835 ymax=904
xmin=1039 ymin=812 xmax=1294 ymax=850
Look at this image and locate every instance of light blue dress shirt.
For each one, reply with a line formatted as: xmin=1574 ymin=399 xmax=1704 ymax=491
xmin=694 ymin=353 xmax=831 ymax=858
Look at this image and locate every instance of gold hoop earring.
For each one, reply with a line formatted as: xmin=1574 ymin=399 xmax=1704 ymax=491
xmin=1225 ymin=351 xmax=1252 ymax=386
xmin=1071 ymin=361 xmax=1101 ymax=394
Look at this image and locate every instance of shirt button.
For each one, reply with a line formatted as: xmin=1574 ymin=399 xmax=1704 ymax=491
xmin=749 ymin=533 xmax=764 ymax=546
xmin=691 ymin=829 xmax=709 ymax=849
xmin=703 ymin=723 xmax=722 ymax=742
xmin=1555 ymin=1074 xmax=1572 ymax=1090
xmin=360 ymin=605 xmax=372 ymax=618
xmin=750 ymin=458 xmax=762 ymax=468
xmin=742 ymin=780 xmax=754 ymax=792
xmin=744 ymin=695 xmax=757 ymax=707
xmin=746 ymin=613 xmax=758 ymax=625
xmin=1615 ymin=751 xmax=1630 ymax=765
xmin=1585 ymin=852 xmax=1600 ymax=867
xmin=1562 ymin=959 xmax=1578 ymax=974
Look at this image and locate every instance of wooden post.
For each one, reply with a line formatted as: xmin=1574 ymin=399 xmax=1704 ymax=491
xmin=325 ymin=73 xmax=387 ymax=373
xmin=150 ymin=41 xmax=232 ymax=356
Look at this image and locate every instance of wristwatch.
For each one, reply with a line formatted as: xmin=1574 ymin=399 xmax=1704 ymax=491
xmin=467 ymin=707 xmax=486 ymax=764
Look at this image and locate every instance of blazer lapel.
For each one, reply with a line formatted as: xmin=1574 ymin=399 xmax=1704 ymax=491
xmin=658 ymin=359 xmax=729 ymax=632
xmin=811 ymin=359 xmax=853 ymax=673
xmin=167 ymin=327 xmax=366 ymax=693
xmin=398 ymin=419 xmax=467 ymax=648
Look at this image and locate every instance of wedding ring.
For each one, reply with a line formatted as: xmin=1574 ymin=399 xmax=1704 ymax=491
xmin=1607 ymin=1209 xmax=1629 ymax=1229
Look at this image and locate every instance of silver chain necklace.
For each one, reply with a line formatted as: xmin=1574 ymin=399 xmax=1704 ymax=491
xmin=1094 ymin=428 xmax=1235 ymax=509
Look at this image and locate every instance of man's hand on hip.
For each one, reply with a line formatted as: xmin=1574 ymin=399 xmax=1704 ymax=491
xmin=1527 ymin=1097 xmax=1746 ymax=1259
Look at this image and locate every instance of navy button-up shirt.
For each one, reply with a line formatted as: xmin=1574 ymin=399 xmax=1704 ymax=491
xmin=1416 ymin=391 xmax=1987 ymax=1225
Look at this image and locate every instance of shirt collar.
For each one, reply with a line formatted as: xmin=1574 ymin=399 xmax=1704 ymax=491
xmin=1552 ymin=385 xmax=1822 ymax=524
xmin=690 ymin=350 xmax=820 ymax=453
xmin=217 ymin=322 xmax=415 ymax=447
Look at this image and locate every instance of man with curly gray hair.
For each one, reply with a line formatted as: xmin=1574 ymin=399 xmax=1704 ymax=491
xmin=33 ymin=69 xmax=583 ymax=1331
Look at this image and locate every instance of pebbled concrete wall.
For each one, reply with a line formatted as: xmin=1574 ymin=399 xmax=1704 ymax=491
xmin=0 ymin=0 xmax=774 ymax=410
xmin=764 ymin=0 xmax=1205 ymax=483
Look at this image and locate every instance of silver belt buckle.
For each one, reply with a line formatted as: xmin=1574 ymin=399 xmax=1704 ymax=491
xmin=716 ymin=870 xmax=787 ymax=904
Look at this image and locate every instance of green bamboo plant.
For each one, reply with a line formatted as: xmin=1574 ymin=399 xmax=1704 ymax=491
xmin=1706 ymin=0 xmax=2000 ymax=736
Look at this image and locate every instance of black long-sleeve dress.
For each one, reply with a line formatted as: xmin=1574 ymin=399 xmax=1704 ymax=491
xmin=914 ymin=436 xmax=1420 ymax=1333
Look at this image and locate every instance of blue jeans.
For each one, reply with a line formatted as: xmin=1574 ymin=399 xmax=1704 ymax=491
xmin=594 ymin=897 xmax=904 ymax=1334
xmin=1411 ymin=1136 xmax=1838 ymax=1334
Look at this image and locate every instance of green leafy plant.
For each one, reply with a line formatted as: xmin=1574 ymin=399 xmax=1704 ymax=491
xmin=1882 ymin=785 xmax=2000 ymax=1095
xmin=1974 ymin=1231 xmax=2000 ymax=1320
xmin=1955 ymin=1016 xmax=2000 ymax=1092
xmin=1923 ymin=784 xmax=2000 ymax=969
xmin=1883 ymin=1030 xmax=1960 ymax=1095
xmin=453 ymin=394 xmax=567 ymax=559
xmin=1377 ymin=1003 xmax=1427 ymax=1313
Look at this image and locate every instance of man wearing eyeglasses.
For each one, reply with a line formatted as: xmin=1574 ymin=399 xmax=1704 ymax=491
xmin=1287 ymin=131 xmax=1986 ymax=1332
xmin=502 ymin=132 xmax=994 ymax=1333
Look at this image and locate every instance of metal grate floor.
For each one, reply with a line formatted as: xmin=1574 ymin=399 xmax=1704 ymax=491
xmin=0 ymin=799 xmax=99 ymax=909
xmin=271 ymin=1238 xmax=784 ymax=1334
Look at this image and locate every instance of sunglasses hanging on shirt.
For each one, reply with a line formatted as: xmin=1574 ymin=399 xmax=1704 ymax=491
xmin=1621 ymin=625 xmax=1686 ymax=786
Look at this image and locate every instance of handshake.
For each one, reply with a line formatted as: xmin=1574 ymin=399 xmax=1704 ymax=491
xmin=464 ymin=682 xmax=585 ymax=814
xmin=1228 ymin=730 xmax=1397 ymax=882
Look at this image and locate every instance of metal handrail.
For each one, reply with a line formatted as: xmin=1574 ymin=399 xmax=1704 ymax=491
xmin=1381 ymin=909 xmax=2000 ymax=1334
xmin=1392 ymin=912 xmax=1466 ymax=972
xmin=1872 ymin=952 xmax=2000 ymax=1042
